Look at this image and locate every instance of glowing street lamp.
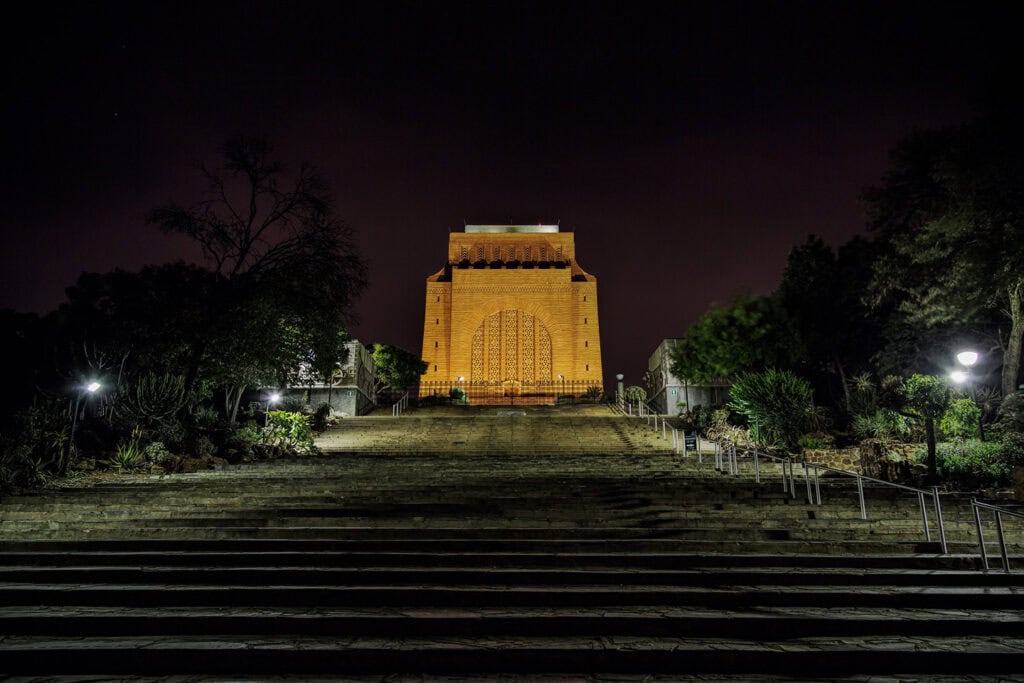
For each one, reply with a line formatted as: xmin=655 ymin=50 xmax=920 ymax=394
xmin=952 ymin=350 xmax=984 ymax=440
xmin=956 ymin=351 xmax=979 ymax=368
xmin=68 ymin=380 xmax=102 ymax=472
xmin=266 ymin=392 xmax=281 ymax=426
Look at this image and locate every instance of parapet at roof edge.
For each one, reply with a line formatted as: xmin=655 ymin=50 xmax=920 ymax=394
xmin=464 ymin=225 xmax=560 ymax=233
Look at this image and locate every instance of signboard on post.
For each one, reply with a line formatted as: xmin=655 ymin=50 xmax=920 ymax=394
xmin=684 ymin=432 xmax=698 ymax=452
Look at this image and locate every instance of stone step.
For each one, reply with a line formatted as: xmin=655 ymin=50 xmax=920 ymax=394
xmin=5 ymin=582 xmax=1022 ymax=609
xmin=3 ymin=564 xmax=1020 ymax=587
xmin=2 ymin=635 xmax=1022 ymax=676
xmin=3 ymin=605 xmax=1020 ymax=638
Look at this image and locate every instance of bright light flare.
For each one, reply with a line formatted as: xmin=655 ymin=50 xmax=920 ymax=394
xmin=956 ymin=351 xmax=979 ymax=367
xmin=950 ymin=371 xmax=968 ymax=384
xmin=269 ymin=392 xmax=281 ymax=403
xmin=86 ymin=381 xmax=101 ymax=393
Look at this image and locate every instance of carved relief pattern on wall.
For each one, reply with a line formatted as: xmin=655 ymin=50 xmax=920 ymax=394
xmin=471 ymin=324 xmax=484 ymax=382
xmin=503 ymin=309 xmax=517 ymax=380
xmin=471 ymin=310 xmax=553 ymax=385
xmin=487 ymin=312 xmax=501 ymax=382
xmin=522 ymin=312 xmax=535 ymax=384
xmin=539 ymin=326 xmax=552 ymax=381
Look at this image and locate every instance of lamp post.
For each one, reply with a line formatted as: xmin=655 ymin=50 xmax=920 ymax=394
xmin=952 ymin=350 xmax=983 ymax=440
xmin=616 ymin=373 xmax=624 ymax=405
xmin=68 ymin=381 xmax=101 ymax=474
xmin=266 ymin=392 xmax=281 ymax=427
xmin=558 ymin=374 xmax=565 ymax=401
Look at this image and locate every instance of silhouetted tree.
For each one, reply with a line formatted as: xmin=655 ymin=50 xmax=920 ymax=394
xmin=669 ymin=294 xmax=802 ymax=384
xmin=372 ymin=344 xmax=427 ymax=395
xmin=147 ymin=137 xmax=366 ymax=418
xmin=865 ymin=120 xmax=1024 ymax=397
xmin=779 ymin=235 xmax=880 ymax=406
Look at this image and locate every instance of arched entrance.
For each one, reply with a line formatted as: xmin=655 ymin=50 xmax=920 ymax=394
xmin=470 ymin=309 xmax=553 ymax=386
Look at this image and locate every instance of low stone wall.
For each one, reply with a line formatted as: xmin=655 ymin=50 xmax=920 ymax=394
xmin=855 ymin=440 xmax=923 ymax=482
xmin=798 ymin=447 xmax=862 ymax=474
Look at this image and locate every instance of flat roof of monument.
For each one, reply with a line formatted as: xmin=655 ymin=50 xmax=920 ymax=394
xmin=464 ymin=225 xmax=559 ymax=233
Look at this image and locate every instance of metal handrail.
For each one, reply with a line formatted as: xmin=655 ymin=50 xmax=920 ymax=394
xmin=391 ymin=392 xmax=409 ymax=417
xmin=972 ymin=500 xmax=1024 ymax=573
xmin=702 ymin=439 xmax=949 ymax=554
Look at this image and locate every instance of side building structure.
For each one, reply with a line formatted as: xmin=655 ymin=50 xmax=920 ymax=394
xmin=420 ymin=224 xmax=603 ymax=402
xmin=647 ymin=339 xmax=731 ymax=415
xmin=286 ymin=339 xmax=376 ymax=416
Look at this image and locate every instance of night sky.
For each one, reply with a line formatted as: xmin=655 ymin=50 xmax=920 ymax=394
xmin=1 ymin=1 xmax=1011 ymax=389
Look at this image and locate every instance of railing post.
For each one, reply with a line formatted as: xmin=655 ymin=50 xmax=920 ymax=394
xmin=753 ymin=446 xmax=760 ymax=483
xmin=813 ymin=464 xmax=821 ymax=505
xmin=788 ymin=460 xmax=797 ymax=499
xmin=918 ymin=491 xmax=931 ymax=542
xmin=672 ymin=428 xmax=678 ymax=452
xmin=973 ymin=500 xmax=989 ymax=571
xmin=662 ymin=418 xmax=667 ymax=439
xmin=856 ymin=475 xmax=867 ymax=520
xmin=931 ymin=487 xmax=948 ymax=555
xmin=802 ymin=462 xmax=812 ymax=504
xmin=995 ymin=511 xmax=1010 ymax=573
xmin=781 ymin=459 xmax=788 ymax=493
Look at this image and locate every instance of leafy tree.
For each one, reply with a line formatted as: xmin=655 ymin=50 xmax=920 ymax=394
xmin=779 ymin=235 xmax=879 ymax=405
xmin=669 ymin=294 xmax=801 ymax=384
xmin=728 ymin=369 xmax=814 ymax=451
xmin=147 ymin=137 xmax=366 ymax=416
xmin=900 ymin=374 xmax=953 ymax=482
xmin=371 ymin=344 xmax=428 ymax=394
xmin=623 ymin=385 xmax=647 ymax=403
xmin=940 ymin=398 xmax=982 ymax=440
xmin=865 ymin=120 xmax=1024 ymax=397
xmin=55 ymin=264 xmax=218 ymax=390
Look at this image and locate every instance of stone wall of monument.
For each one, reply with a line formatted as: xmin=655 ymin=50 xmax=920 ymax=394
xmin=420 ymin=228 xmax=603 ymax=395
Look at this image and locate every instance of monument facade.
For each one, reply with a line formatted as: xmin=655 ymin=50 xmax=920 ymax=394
xmin=420 ymin=225 xmax=603 ymax=400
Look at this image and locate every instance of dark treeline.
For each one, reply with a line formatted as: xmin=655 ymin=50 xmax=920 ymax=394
xmin=669 ymin=114 xmax=1024 ymax=484
xmin=0 ymin=138 xmax=365 ymax=493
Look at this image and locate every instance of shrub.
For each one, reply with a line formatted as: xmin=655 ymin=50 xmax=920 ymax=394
xmin=264 ymin=410 xmax=317 ymax=455
xmin=143 ymin=441 xmax=173 ymax=464
xmin=940 ymin=398 xmax=981 ymax=440
xmin=312 ymin=403 xmax=331 ymax=432
xmin=798 ymin=434 xmax=826 ymax=450
xmin=192 ymin=435 xmax=217 ymax=459
xmin=852 ymin=409 xmax=912 ymax=441
xmin=191 ymin=405 xmax=220 ymax=429
xmin=15 ymin=399 xmax=72 ymax=474
xmin=992 ymin=391 xmax=1024 ymax=437
xmin=223 ymin=424 xmax=262 ymax=460
xmin=706 ymin=407 xmax=751 ymax=446
xmin=728 ymin=369 xmax=814 ymax=451
xmin=109 ymin=426 xmax=145 ymax=471
xmin=449 ymin=387 xmax=467 ymax=403
xmin=914 ymin=439 xmax=1009 ymax=489
xmin=623 ymin=385 xmax=646 ymax=403
xmin=688 ymin=405 xmax=714 ymax=434
xmin=584 ymin=385 xmax=602 ymax=400
xmin=998 ymin=431 xmax=1024 ymax=468
xmin=117 ymin=373 xmax=186 ymax=427
xmin=0 ymin=439 xmax=47 ymax=494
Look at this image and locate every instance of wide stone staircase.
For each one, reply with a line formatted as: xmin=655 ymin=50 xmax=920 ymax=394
xmin=1 ymin=412 xmax=1023 ymax=678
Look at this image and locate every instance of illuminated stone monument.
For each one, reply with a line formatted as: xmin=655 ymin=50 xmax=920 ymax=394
xmin=420 ymin=224 xmax=603 ymax=401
